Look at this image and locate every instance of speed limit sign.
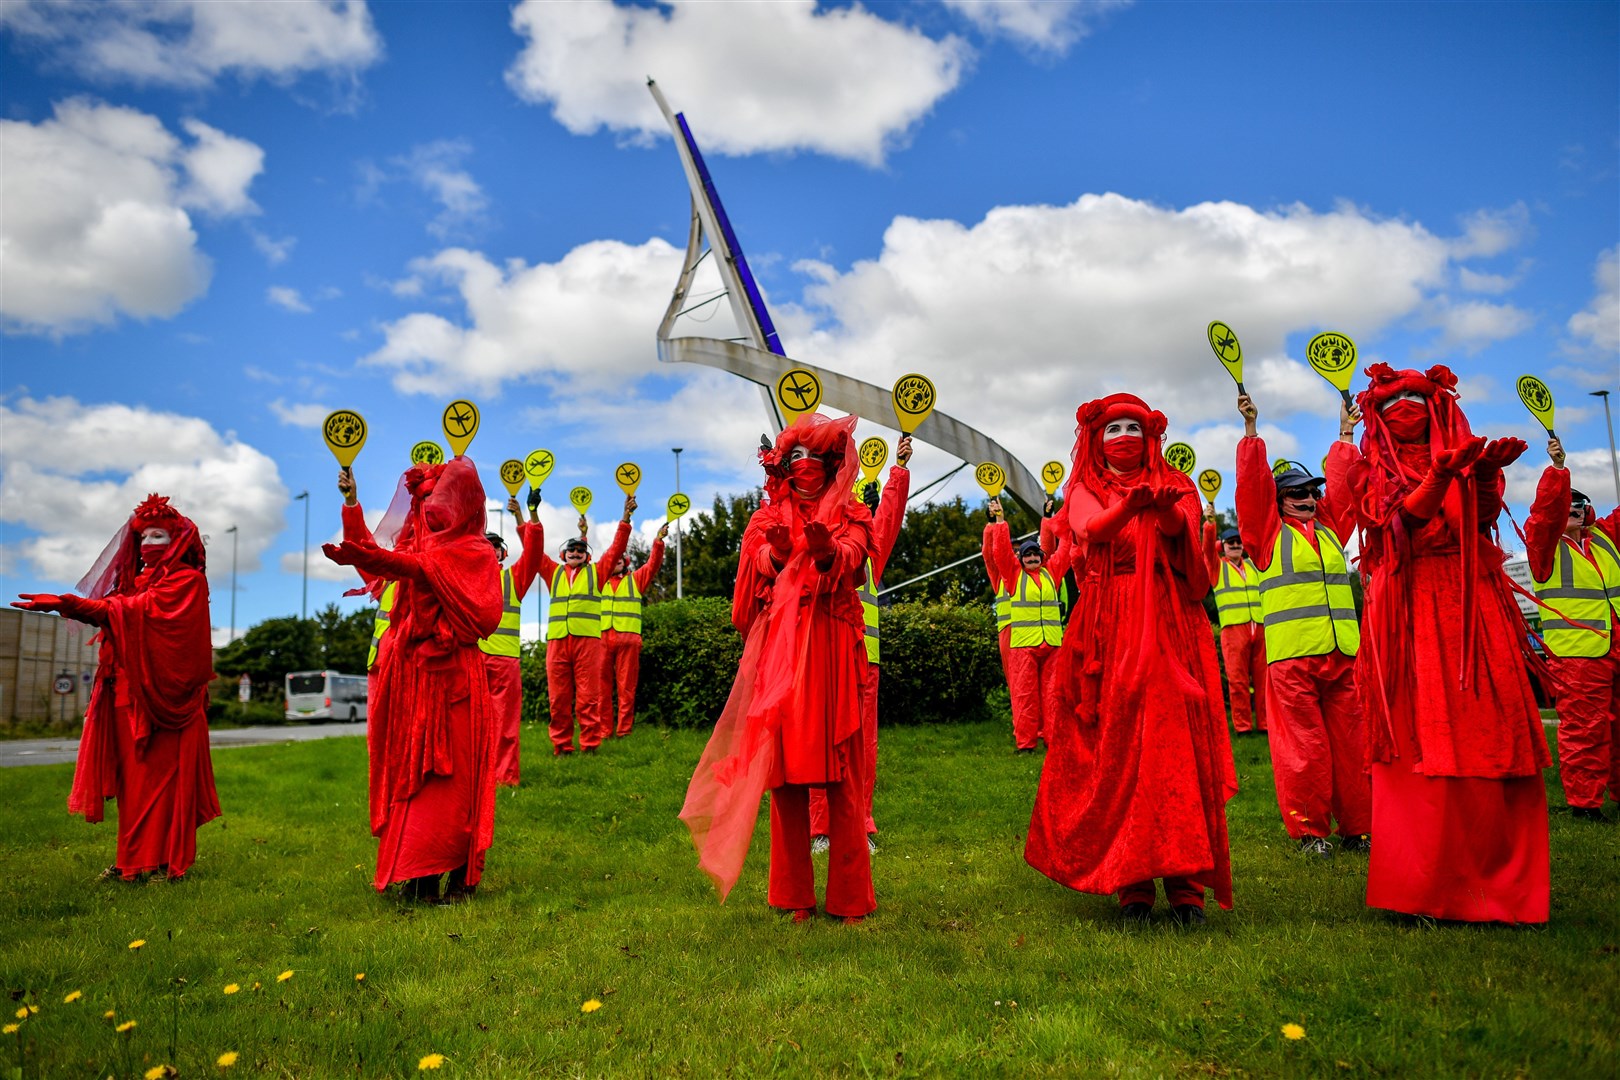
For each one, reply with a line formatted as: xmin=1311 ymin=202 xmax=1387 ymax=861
xmin=53 ymin=673 xmax=74 ymax=695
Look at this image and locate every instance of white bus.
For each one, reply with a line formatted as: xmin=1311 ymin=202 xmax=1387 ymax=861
xmin=284 ymin=670 xmax=368 ymax=723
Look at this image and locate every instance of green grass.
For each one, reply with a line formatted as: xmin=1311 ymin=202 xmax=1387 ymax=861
xmin=0 ymin=723 xmax=1615 ymax=1078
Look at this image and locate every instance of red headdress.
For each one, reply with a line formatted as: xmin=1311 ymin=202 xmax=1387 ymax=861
xmin=1065 ymin=392 xmax=1175 ymax=501
xmin=760 ymin=412 xmax=861 ymax=526
xmin=75 ymin=493 xmax=205 ymax=601
xmin=1354 ymin=363 xmax=1476 ymax=528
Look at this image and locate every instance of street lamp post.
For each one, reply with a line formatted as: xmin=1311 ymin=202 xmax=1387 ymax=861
xmin=1591 ymin=390 xmax=1620 ymax=505
xmin=672 ymin=447 xmax=683 ymax=600
xmin=294 ymin=491 xmax=309 ymax=620
xmin=225 ymin=524 xmax=238 ymax=642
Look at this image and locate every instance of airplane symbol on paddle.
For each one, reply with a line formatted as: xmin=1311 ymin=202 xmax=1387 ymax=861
xmin=445 ymin=405 xmax=475 ymax=435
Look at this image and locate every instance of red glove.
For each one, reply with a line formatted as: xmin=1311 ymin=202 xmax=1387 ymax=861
xmin=1149 ymin=485 xmax=1184 ymax=512
xmin=765 ymin=523 xmax=792 ymax=561
xmin=323 ymin=540 xmax=420 ymax=580
xmin=1478 ymin=437 xmax=1527 ymax=471
xmin=803 ymin=520 xmax=833 ymax=566
xmin=1433 ymin=436 xmax=1487 ymax=477
xmin=11 ymin=593 xmax=62 ymax=612
xmin=322 ymin=540 xmax=369 ymax=566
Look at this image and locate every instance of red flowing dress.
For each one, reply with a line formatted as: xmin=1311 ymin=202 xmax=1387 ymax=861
xmin=1345 ymin=364 xmax=1549 ymax=923
xmin=1026 ymin=397 xmax=1236 ymax=909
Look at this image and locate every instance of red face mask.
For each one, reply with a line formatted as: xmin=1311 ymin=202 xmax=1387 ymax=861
xmin=1380 ymin=399 xmax=1430 ymax=443
xmin=139 ymin=542 xmax=169 ymax=567
xmin=1102 ymin=435 xmax=1144 ymax=470
xmin=788 ymin=457 xmax=826 ymax=496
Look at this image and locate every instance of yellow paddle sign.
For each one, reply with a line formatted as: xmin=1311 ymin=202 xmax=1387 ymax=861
xmin=569 ymin=486 xmax=593 ymax=514
xmin=1207 ymin=320 xmax=1245 ymax=393
xmin=1272 ymin=458 xmax=1293 ymax=478
xmin=441 ymin=399 xmax=480 ymax=457
xmin=775 ymin=368 xmax=822 ymax=425
xmin=666 ymin=493 xmax=691 ymax=520
xmin=1515 ymin=375 xmax=1557 ymax=437
xmin=859 ymin=437 xmax=889 ymax=481
xmin=891 ymin=373 xmax=937 ymax=434
xmin=1164 ymin=442 xmax=1197 ymax=476
xmin=321 ymin=409 xmax=367 ymax=471
xmin=498 ymin=459 xmax=526 ymax=497
xmin=410 ymin=440 xmax=444 ymax=466
xmin=614 ymin=462 xmax=642 ymax=496
xmin=1306 ymin=331 xmax=1359 ymax=409
xmin=1197 ymin=469 xmax=1222 ymax=503
xmin=524 ymin=449 xmax=555 ymax=489
xmin=974 ymin=461 xmax=1006 ymax=498
xmin=1041 ymin=460 xmax=1066 ymax=495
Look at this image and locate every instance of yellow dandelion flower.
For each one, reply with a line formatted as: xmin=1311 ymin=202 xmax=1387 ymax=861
xmin=2 ymin=1024 xmax=18 ymax=1035
xmin=13 ymin=1007 xmax=26 ymax=1019
xmin=223 ymin=983 xmax=239 ymax=995
xmin=217 ymin=1051 xmax=240 ymax=1067
xmin=23 ymin=1005 xmax=37 ymax=1016
xmin=250 ymin=982 xmax=261 ymax=992
xmin=116 ymin=1020 xmax=137 ymax=1033
xmin=64 ymin=990 xmax=83 ymax=1004
xmin=1281 ymin=1023 xmax=1306 ymax=1041
xmin=418 ymin=1053 xmax=446 ymax=1070
xmin=580 ymin=999 xmax=602 ymax=1013
xmin=128 ymin=939 xmax=146 ymax=950
xmin=354 ymin=973 xmax=366 ymax=982
xmin=276 ymin=970 xmax=293 ymax=983
xmin=104 ymin=1010 xmax=117 ymax=1019
xmin=145 ymin=1066 xmax=171 ymax=1079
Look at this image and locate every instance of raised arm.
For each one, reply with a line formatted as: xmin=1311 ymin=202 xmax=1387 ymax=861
xmin=634 ymin=526 xmax=668 ymax=592
xmin=869 ymin=461 xmax=912 ymax=580
xmin=1525 ymin=462 xmax=1572 ymax=583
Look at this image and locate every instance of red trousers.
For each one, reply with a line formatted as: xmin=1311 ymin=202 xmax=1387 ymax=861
xmin=546 ymin=635 xmax=605 ymax=753
xmin=484 ymin=654 xmax=523 ymax=786
xmin=1550 ymin=653 xmax=1620 ymax=810
xmin=601 ymin=630 xmax=644 ymax=737
xmin=1265 ymin=651 xmax=1371 ymax=839
xmin=810 ymin=665 xmax=880 ymax=837
xmin=768 ymin=736 xmax=875 ymax=918
xmin=1119 ymin=876 xmax=1205 ymax=909
xmin=1007 ymin=641 xmax=1062 ymax=750
xmin=1220 ymin=622 xmax=1267 ymax=732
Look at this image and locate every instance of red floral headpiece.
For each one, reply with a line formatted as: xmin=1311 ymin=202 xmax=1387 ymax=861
xmin=1075 ymin=393 xmax=1167 ymax=441
xmin=1363 ymin=363 xmax=1459 ymax=405
xmin=131 ymin=494 xmax=184 ymax=533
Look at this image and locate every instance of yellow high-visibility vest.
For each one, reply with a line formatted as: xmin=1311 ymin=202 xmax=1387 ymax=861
xmin=1257 ymin=523 xmax=1359 ymax=662
xmin=1533 ymin=530 xmax=1620 ymax=658
xmin=856 ymin=558 xmax=879 ymax=665
xmin=993 ymin=580 xmax=1012 ymax=633
xmin=1008 ymin=568 xmax=1063 ymax=648
xmin=602 ymin=572 xmax=645 ymax=635
xmin=367 ymin=581 xmax=397 ymax=670
xmin=546 ymin=564 xmax=602 ymax=640
xmin=1214 ymin=559 xmax=1264 ymax=628
xmin=477 ymin=568 xmax=522 ymax=658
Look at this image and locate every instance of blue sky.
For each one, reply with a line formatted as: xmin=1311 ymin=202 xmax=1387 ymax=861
xmin=2 ymin=0 xmax=1616 ymax=644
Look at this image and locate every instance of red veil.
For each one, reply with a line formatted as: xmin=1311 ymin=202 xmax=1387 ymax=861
xmin=681 ymin=413 xmax=870 ymax=900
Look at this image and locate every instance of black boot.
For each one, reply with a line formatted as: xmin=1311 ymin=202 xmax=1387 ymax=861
xmin=406 ymin=874 xmax=441 ymax=902
xmin=442 ymin=864 xmax=476 ymax=904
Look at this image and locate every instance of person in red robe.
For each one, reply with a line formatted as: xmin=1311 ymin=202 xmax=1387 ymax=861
xmin=15 ymin=494 xmax=221 ymax=881
xmin=810 ymin=434 xmax=914 ymax=849
xmin=1025 ymin=394 xmax=1236 ymax=926
xmin=600 ymin=521 xmax=669 ymax=738
xmin=322 ymin=456 xmax=502 ymax=903
xmin=681 ymin=413 xmax=876 ymax=923
xmin=1339 ymin=363 xmax=1549 ymax=923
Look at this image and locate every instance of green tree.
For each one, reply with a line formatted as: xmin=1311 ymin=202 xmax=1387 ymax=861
xmin=881 ymin=494 xmax=1042 ymax=604
xmin=313 ymin=603 xmax=374 ymax=673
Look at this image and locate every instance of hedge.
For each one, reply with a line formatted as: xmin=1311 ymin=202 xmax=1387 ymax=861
xmin=519 ymin=597 xmax=1006 ymax=730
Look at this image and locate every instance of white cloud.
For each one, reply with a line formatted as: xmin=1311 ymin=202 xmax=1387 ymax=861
xmin=267 ymin=286 xmax=312 ymax=313
xmin=362 ymin=238 xmax=684 ymax=396
xmin=268 ymin=399 xmax=328 ymax=427
xmin=942 ymin=0 xmax=1131 ymax=54
xmin=504 ymin=0 xmax=969 ymax=165
xmin=1423 ymin=298 xmax=1534 ymax=355
xmin=0 ymin=98 xmax=263 ymax=334
xmin=1457 ymin=267 xmax=1517 ymax=294
xmin=0 ymin=396 xmax=288 ymax=591
xmin=400 ymin=140 xmax=488 ymax=239
xmin=1503 ymin=448 xmax=1618 ymax=511
xmin=0 ymin=0 xmax=381 ymax=88
xmin=249 ymin=226 xmax=296 ymax=265
xmin=1451 ymin=204 xmax=1531 ymax=259
xmin=1567 ymin=246 xmax=1619 ymax=355
xmin=280 ymin=504 xmax=385 ymax=583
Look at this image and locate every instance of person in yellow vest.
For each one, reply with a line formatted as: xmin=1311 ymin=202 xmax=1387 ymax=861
xmin=531 ymin=495 xmax=634 ymax=754
xmin=986 ymin=494 xmax=1075 ymax=754
xmin=337 ymin=470 xmax=397 ymax=676
xmin=481 ymin=497 xmax=548 ymax=786
xmin=1527 ymin=436 xmax=1620 ymax=822
xmin=600 ymin=521 xmax=670 ymax=738
xmin=1235 ymin=393 xmax=1370 ymax=857
xmin=1210 ymin=525 xmax=1268 ymax=735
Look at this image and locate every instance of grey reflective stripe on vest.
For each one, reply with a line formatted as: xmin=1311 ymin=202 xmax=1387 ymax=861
xmin=1543 ymin=617 xmax=1609 ymax=631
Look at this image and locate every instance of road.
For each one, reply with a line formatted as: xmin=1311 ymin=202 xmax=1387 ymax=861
xmin=0 ymin=722 xmax=367 ymax=768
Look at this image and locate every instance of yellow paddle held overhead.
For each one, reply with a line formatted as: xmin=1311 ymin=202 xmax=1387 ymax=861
xmin=321 ymin=409 xmax=367 ymax=473
xmin=524 ymin=449 xmax=555 ymax=491
xmin=498 ymin=459 xmax=526 ymax=497
xmin=410 ymin=440 xmax=444 ymax=466
xmin=1272 ymin=458 xmax=1292 ymax=478
xmin=441 ymin=399 xmax=480 ymax=457
xmin=891 ymin=373 xmax=937 ymax=434
xmin=775 ymin=368 xmax=822 ymax=426
xmin=1041 ymin=460 xmax=1066 ymax=496
xmin=569 ymin=486 xmax=593 ymax=514
xmin=614 ymin=462 xmax=642 ymax=496
xmin=859 ymin=437 xmax=889 ymax=482
xmin=1197 ymin=469 xmax=1222 ymax=504
xmin=1515 ymin=375 xmax=1557 ymax=438
xmin=1306 ymin=331 xmax=1359 ymax=411
xmin=666 ymin=493 xmax=691 ymax=521
xmin=1164 ymin=442 xmax=1197 ymax=476
xmin=1207 ymin=320 xmax=1245 ymax=394
xmin=974 ymin=461 xmax=1006 ymax=499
